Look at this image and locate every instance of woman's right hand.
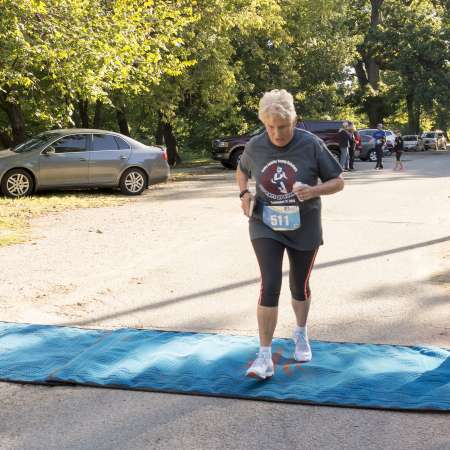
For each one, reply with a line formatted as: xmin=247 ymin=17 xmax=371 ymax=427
xmin=241 ymin=192 xmax=252 ymax=217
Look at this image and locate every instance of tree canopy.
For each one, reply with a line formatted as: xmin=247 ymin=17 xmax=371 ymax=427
xmin=0 ymin=0 xmax=448 ymax=161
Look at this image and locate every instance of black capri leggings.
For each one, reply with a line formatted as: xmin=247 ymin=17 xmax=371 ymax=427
xmin=251 ymin=238 xmax=318 ymax=308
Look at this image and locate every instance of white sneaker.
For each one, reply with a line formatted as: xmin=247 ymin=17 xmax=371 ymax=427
xmin=293 ymin=330 xmax=312 ymax=362
xmin=246 ymin=352 xmax=274 ymax=379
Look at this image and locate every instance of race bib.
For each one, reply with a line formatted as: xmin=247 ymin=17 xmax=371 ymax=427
xmin=262 ymin=205 xmax=301 ymax=231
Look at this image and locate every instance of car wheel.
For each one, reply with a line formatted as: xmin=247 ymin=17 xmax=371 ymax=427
xmin=119 ymin=167 xmax=147 ymax=195
xmin=1 ymin=169 xmax=34 ymax=198
xmin=221 ymin=161 xmax=233 ymax=169
xmin=369 ymin=150 xmax=377 ymax=162
xmin=230 ymin=148 xmax=244 ymax=170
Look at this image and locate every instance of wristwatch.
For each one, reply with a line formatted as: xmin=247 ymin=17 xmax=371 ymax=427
xmin=239 ymin=189 xmax=250 ymax=199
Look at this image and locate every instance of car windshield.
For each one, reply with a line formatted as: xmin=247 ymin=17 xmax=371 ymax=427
xmin=403 ymin=136 xmax=417 ymax=141
xmin=12 ymin=133 xmax=59 ymax=153
xmin=423 ymin=133 xmax=435 ymax=138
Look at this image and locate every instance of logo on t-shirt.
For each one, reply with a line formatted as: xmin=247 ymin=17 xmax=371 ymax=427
xmin=259 ymin=160 xmax=298 ymax=202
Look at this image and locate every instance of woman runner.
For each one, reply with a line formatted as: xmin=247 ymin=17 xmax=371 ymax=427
xmin=237 ymin=89 xmax=344 ymax=379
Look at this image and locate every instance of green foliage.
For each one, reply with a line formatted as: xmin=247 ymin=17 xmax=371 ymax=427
xmin=347 ymin=0 xmax=449 ymax=131
xmin=0 ymin=0 xmax=448 ymax=151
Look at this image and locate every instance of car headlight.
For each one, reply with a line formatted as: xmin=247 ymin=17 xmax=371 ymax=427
xmin=217 ymin=141 xmax=229 ymax=148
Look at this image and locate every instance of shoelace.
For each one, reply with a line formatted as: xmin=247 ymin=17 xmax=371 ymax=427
xmin=294 ymin=332 xmax=308 ymax=347
xmin=255 ymin=352 xmax=271 ymax=365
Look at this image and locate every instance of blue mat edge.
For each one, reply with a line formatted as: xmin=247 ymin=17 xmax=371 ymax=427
xmin=42 ymin=378 xmax=450 ymax=413
xmin=2 ymin=376 xmax=449 ymax=414
xmin=2 ymin=320 xmax=449 ymax=352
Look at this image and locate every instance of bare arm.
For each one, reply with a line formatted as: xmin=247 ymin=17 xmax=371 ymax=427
xmin=236 ymin=166 xmax=252 ymax=216
xmin=236 ymin=165 xmax=249 ymax=192
xmin=293 ymin=176 xmax=344 ymax=202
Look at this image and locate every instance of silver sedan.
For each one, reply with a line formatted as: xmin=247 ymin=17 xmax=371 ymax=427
xmin=0 ymin=129 xmax=170 ymax=197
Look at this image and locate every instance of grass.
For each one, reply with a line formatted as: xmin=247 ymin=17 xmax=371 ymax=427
xmin=0 ymin=190 xmax=127 ymax=247
xmin=169 ymin=154 xmax=222 ymax=181
xmin=176 ymin=154 xmax=218 ymax=168
xmin=0 ymin=155 xmax=219 ymax=247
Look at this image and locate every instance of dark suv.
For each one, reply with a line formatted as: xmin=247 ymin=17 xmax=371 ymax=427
xmin=212 ymin=120 xmax=347 ymax=169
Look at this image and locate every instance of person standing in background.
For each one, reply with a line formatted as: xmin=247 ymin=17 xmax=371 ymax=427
xmin=373 ymin=123 xmax=386 ymax=170
xmin=348 ymin=122 xmax=357 ymax=171
xmin=393 ymin=130 xmax=404 ymax=171
xmin=338 ymin=122 xmax=351 ymax=171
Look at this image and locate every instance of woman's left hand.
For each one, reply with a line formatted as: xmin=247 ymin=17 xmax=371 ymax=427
xmin=293 ymin=183 xmax=317 ymax=202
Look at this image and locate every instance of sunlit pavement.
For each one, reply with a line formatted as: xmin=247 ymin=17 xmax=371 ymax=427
xmin=0 ymin=151 xmax=449 ymax=450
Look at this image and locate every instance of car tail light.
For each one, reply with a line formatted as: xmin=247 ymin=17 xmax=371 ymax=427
xmin=156 ymin=145 xmax=168 ymax=161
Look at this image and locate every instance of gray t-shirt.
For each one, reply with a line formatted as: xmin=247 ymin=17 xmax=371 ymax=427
xmin=239 ymin=128 xmax=342 ymax=250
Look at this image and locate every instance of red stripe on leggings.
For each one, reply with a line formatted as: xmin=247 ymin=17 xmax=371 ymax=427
xmin=258 ymin=271 xmax=264 ymax=305
xmin=304 ymin=249 xmax=318 ymax=300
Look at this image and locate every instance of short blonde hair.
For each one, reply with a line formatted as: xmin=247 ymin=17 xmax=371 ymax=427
xmin=258 ymin=89 xmax=297 ymax=123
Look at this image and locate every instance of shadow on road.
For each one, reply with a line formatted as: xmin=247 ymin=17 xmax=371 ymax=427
xmin=62 ymin=236 xmax=450 ymax=328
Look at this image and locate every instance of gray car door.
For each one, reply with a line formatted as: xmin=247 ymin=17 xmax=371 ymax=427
xmin=89 ymin=134 xmax=132 ymax=184
xmin=39 ymin=134 xmax=90 ymax=187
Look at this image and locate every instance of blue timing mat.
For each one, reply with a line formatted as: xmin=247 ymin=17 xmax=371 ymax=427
xmin=0 ymin=322 xmax=449 ymax=411
xmin=0 ymin=322 xmax=108 ymax=383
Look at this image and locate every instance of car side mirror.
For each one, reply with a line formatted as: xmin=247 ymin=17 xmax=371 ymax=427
xmin=44 ymin=146 xmax=55 ymax=155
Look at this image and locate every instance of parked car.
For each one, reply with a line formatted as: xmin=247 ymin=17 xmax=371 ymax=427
xmin=402 ymin=134 xmax=424 ymax=152
xmin=0 ymin=129 xmax=169 ymax=198
xmin=212 ymin=120 xmax=348 ymax=169
xmin=421 ymin=131 xmax=447 ymax=150
xmin=357 ymin=134 xmax=376 ymax=161
xmin=356 ymin=132 xmax=392 ymax=162
xmin=358 ymin=128 xmax=396 ymax=150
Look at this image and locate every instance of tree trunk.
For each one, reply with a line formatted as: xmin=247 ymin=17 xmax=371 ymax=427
xmin=93 ymin=100 xmax=103 ymax=128
xmin=354 ymin=61 xmax=369 ymax=88
xmin=78 ymin=99 xmax=90 ymax=128
xmin=434 ymin=106 xmax=449 ymax=133
xmin=116 ymin=107 xmax=130 ymax=136
xmin=367 ymin=0 xmax=383 ymax=89
xmin=155 ymin=113 xmax=164 ymax=145
xmin=0 ymin=130 xmax=13 ymax=148
xmin=414 ymin=104 xmax=420 ymax=134
xmin=366 ymin=99 xmax=384 ymax=128
xmin=406 ymin=88 xmax=420 ymax=133
xmin=366 ymin=59 xmax=380 ymax=91
xmin=162 ymin=121 xmax=181 ymax=167
xmin=354 ymin=0 xmax=385 ymax=126
xmin=1 ymin=100 xmax=26 ymax=145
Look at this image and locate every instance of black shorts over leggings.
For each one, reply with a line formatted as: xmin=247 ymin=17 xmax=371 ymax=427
xmin=251 ymin=238 xmax=318 ymax=308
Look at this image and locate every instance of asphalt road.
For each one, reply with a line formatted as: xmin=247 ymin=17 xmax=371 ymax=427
xmin=1 ymin=151 xmax=449 ymax=450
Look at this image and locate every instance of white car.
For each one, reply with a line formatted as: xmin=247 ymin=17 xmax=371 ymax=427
xmin=402 ymin=135 xmax=424 ymax=152
xmin=421 ymin=131 xmax=447 ymax=150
